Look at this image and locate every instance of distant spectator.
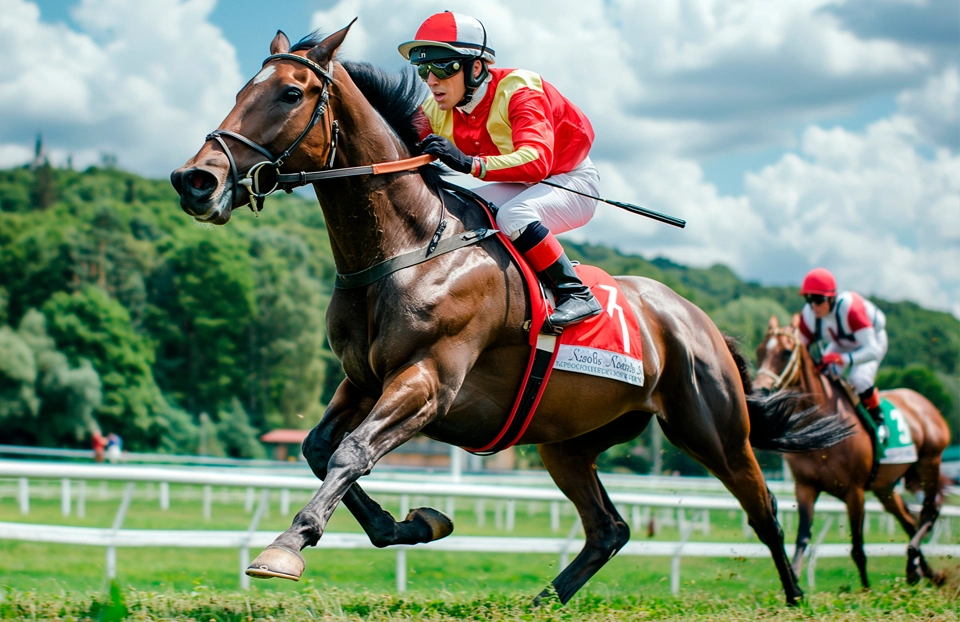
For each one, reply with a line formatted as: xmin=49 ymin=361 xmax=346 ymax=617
xmin=105 ymin=433 xmax=123 ymax=464
xmin=91 ymin=431 xmax=106 ymax=463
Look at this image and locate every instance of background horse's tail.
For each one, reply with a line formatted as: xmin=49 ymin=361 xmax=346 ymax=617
xmin=723 ymin=334 xmax=856 ymax=453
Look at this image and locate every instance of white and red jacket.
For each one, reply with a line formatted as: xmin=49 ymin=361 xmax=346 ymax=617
xmin=417 ymin=67 xmax=594 ymax=183
xmin=798 ymin=291 xmax=887 ymax=366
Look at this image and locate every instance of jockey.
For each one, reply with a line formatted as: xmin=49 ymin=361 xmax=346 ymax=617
xmin=399 ymin=11 xmax=603 ymax=328
xmin=797 ymin=268 xmax=889 ymax=442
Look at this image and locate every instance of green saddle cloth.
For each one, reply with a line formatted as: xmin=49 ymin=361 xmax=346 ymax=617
xmin=859 ymin=398 xmax=918 ymax=464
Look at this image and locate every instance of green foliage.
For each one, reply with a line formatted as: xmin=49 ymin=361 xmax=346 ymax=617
xmin=712 ymin=297 xmax=791 ymax=354
xmin=0 ymin=310 xmax=102 ymax=446
xmin=42 ymin=287 xmax=162 ymax=448
xmin=216 ymin=397 xmax=267 ymax=459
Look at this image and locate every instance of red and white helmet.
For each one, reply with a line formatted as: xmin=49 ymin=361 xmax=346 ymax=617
xmin=800 ymin=268 xmax=837 ymax=297
xmin=398 ymin=11 xmax=495 ymax=63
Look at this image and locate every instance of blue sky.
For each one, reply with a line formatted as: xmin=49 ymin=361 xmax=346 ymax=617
xmin=8 ymin=0 xmax=960 ymax=315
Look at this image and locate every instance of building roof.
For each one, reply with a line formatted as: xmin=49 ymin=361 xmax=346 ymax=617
xmin=260 ymin=429 xmax=310 ymax=444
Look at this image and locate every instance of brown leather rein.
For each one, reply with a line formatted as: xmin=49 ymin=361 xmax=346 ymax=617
xmin=201 ymin=51 xmax=435 ymax=218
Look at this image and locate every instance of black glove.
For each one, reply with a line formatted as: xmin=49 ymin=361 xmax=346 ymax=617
xmin=419 ymin=134 xmax=474 ymax=174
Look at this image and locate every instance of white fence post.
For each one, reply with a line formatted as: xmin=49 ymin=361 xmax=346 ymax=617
xmin=280 ymin=489 xmax=290 ymax=516
xmin=244 ymin=487 xmax=255 ymax=513
xmin=240 ymin=489 xmax=270 ymax=590
xmin=550 ymin=501 xmax=560 ymax=533
xmin=671 ymin=523 xmax=694 ymax=596
xmin=61 ymin=478 xmax=71 ymax=517
xmin=559 ymin=517 xmax=582 ymax=569
xmin=203 ymin=485 xmax=212 ymax=521
xmin=18 ymin=478 xmax=29 ymax=515
xmin=475 ymin=499 xmax=486 ymax=527
xmin=445 ymin=496 xmax=455 ymax=521
xmin=106 ymin=483 xmax=135 ymax=582
xmin=160 ymin=482 xmax=170 ymax=511
xmin=77 ymin=480 xmax=86 ymax=519
xmin=806 ymin=515 xmax=835 ymax=590
xmin=506 ymin=499 xmax=516 ymax=532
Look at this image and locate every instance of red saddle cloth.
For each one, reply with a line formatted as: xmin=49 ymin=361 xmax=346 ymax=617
xmin=552 ymin=265 xmax=644 ymax=386
xmin=462 ymin=189 xmax=644 ymax=454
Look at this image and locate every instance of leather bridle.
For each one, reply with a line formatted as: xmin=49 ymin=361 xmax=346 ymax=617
xmin=757 ymin=326 xmax=803 ymax=391
xmin=204 ymin=52 xmax=338 ymax=218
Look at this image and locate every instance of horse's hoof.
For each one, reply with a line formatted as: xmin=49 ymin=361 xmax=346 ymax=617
xmin=406 ymin=507 xmax=454 ymax=542
xmin=245 ymin=545 xmax=304 ymax=581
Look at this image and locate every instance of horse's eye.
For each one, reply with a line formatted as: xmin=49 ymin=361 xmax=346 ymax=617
xmin=280 ymin=87 xmax=303 ymax=104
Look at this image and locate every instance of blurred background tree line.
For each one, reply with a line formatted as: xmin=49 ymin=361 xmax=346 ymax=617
xmin=0 ymin=163 xmax=956 ymax=468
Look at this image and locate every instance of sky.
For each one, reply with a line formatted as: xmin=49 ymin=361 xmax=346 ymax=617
xmin=4 ymin=0 xmax=959 ymax=316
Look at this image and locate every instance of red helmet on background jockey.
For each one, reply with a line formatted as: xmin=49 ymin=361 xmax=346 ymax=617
xmin=398 ymin=11 xmax=494 ymax=106
xmin=800 ymin=268 xmax=837 ymax=297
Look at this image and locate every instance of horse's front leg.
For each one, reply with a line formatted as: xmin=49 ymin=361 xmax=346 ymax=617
xmin=302 ymin=378 xmax=453 ymax=549
xmin=247 ymin=359 xmax=457 ymax=580
xmin=791 ymin=482 xmax=819 ymax=578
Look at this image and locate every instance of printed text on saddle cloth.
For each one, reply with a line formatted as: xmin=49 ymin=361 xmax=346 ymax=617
xmin=552 ymin=266 xmax=644 ymax=386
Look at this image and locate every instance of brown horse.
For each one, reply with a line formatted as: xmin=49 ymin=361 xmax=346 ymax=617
xmin=171 ymin=23 xmax=847 ymax=605
xmin=755 ymin=314 xmax=951 ymax=588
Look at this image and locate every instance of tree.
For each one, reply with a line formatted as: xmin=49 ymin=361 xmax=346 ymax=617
xmin=148 ymin=230 xmax=255 ymax=418
xmin=42 ymin=287 xmax=162 ymax=449
xmin=217 ymin=397 xmax=266 ymax=459
xmin=712 ymin=296 xmax=791 ymax=353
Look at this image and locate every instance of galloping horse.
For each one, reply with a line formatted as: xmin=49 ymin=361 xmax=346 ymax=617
xmin=755 ymin=315 xmax=950 ymax=587
xmin=171 ymin=23 xmax=846 ymax=604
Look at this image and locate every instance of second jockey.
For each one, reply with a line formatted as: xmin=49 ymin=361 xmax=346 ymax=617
xmin=798 ymin=268 xmax=890 ymax=442
xmin=399 ymin=11 xmax=603 ymax=328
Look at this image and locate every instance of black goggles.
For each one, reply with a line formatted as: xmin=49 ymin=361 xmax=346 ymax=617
xmin=804 ymin=294 xmax=828 ymax=305
xmin=415 ymin=59 xmax=464 ymax=81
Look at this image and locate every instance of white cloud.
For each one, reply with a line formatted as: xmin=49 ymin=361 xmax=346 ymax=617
xmin=0 ymin=0 xmax=242 ymax=174
xmin=898 ymin=65 xmax=960 ymax=148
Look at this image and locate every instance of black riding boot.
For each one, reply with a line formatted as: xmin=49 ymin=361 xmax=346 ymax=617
xmin=539 ymin=252 xmax=602 ymax=327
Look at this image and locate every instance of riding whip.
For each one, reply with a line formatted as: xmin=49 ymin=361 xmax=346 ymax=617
xmin=539 ymin=180 xmax=686 ymax=229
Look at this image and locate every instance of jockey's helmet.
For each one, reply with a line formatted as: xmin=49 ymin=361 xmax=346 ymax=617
xmin=398 ymin=11 xmax=496 ymax=64
xmin=800 ymin=268 xmax=837 ymax=297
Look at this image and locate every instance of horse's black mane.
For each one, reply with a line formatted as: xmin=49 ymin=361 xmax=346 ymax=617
xmin=291 ymin=32 xmax=441 ymax=186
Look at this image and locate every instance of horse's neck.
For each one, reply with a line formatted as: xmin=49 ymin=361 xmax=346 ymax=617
xmin=797 ymin=345 xmax=829 ymax=406
xmin=311 ymin=76 xmax=440 ymax=275
xmin=797 ymin=345 xmax=849 ymax=413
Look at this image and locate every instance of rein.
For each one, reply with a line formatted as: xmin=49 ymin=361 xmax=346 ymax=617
xmin=202 ymin=52 xmax=434 ymax=218
xmin=757 ymin=327 xmax=803 ymax=391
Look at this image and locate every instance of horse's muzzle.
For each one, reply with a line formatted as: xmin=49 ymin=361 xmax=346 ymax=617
xmin=170 ymin=166 xmax=234 ymax=224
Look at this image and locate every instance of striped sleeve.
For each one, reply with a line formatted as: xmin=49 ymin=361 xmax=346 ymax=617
xmin=479 ymin=75 xmax=554 ymax=182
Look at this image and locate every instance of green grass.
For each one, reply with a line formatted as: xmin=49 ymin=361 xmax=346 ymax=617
xmin=1 ymin=482 xmax=958 ymax=619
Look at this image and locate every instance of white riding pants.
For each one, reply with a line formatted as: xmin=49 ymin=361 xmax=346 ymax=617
xmin=472 ymin=157 xmax=600 ymax=237
xmin=841 ymin=328 xmax=889 ymax=394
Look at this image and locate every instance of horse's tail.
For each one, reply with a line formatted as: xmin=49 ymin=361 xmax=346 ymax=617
xmin=723 ymin=334 xmax=856 ymax=453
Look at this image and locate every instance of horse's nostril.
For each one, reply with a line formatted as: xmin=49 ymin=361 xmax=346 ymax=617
xmin=182 ymin=169 xmax=218 ymax=196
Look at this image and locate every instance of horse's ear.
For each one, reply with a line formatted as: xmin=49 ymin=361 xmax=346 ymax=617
xmin=790 ymin=313 xmax=801 ymax=329
xmin=306 ymin=17 xmax=357 ymax=68
xmin=767 ymin=315 xmax=779 ymax=330
xmin=271 ymin=30 xmax=291 ymax=55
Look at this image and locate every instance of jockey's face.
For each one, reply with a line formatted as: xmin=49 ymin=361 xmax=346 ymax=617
xmin=424 ymin=60 xmax=483 ymax=111
xmin=810 ymin=297 xmax=833 ymax=318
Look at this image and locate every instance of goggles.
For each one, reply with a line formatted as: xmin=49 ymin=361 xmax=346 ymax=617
xmin=415 ymin=59 xmax=464 ymax=81
xmin=804 ymin=294 xmax=828 ymax=305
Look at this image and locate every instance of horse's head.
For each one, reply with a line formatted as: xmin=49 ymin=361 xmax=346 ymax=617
xmin=171 ymin=22 xmax=355 ymax=224
xmin=754 ymin=314 xmax=805 ymax=393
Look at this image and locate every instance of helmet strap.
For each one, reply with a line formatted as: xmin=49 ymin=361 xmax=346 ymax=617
xmin=457 ymin=19 xmax=489 ymax=107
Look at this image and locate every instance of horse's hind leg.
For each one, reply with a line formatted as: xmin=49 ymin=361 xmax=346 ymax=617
xmin=662 ymin=408 xmax=803 ymax=604
xmin=906 ymin=457 xmax=946 ymax=585
xmin=845 ymin=488 xmax=870 ymax=588
xmin=534 ymin=412 xmax=653 ymax=605
xmin=302 ymin=379 xmax=452 ymax=548
xmin=873 ymin=485 xmax=927 ymax=583
xmin=791 ymin=483 xmax=820 ymax=578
